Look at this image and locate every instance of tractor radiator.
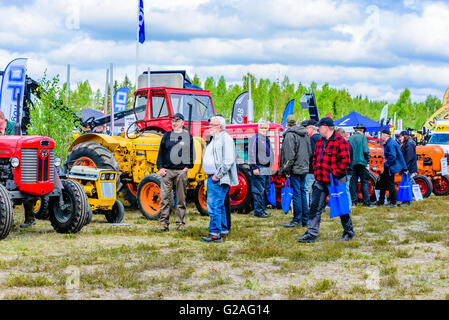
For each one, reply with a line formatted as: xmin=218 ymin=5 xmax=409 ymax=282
xmin=21 ymin=148 xmax=54 ymax=183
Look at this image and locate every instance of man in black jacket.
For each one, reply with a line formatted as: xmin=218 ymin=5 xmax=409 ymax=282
xmin=156 ymin=113 xmax=195 ymax=231
xmin=398 ymin=130 xmax=417 ymax=206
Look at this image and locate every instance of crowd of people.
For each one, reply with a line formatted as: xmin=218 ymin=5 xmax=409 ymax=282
xmin=155 ymin=112 xmax=420 ymax=244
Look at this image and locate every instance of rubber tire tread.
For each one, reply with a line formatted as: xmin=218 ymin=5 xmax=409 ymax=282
xmin=105 ymin=200 xmax=125 ymax=223
xmin=432 ymin=174 xmax=449 ymax=196
xmin=0 ymin=184 xmax=13 ymax=240
xmin=194 ymin=182 xmax=208 ymax=216
xmin=49 ymin=179 xmax=89 ymax=234
xmin=137 ymin=174 xmax=162 ymax=220
xmin=34 ymin=196 xmax=50 ymax=220
xmin=412 ymin=174 xmax=433 ymax=198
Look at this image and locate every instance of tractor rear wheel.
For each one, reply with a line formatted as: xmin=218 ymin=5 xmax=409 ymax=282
xmin=432 ymin=175 xmax=449 ymax=196
xmin=49 ymin=179 xmax=89 ymax=234
xmin=412 ymin=174 xmax=433 ymax=198
xmin=230 ymin=165 xmax=253 ymax=214
xmin=137 ymin=174 xmax=162 ymax=220
xmin=65 ymin=141 xmax=121 ymax=190
xmin=105 ymin=200 xmax=125 ymax=223
xmin=194 ymin=181 xmax=208 ymax=216
xmin=0 ymin=184 xmax=13 ymax=240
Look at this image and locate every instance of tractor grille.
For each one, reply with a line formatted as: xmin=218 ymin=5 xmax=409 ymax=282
xmin=100 ymin=182 xmax=115 ymax=198
xmin=21 ymin=148 xmax=54 ymax=183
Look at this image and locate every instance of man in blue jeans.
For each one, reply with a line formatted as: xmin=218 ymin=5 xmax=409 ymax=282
xmin=279 ymin=115 xmax=312 ymax=228
xmin=201 ymin=116 xmax=239 ymax=243
xmin=249 ymin=120 xmax=275 ymax=218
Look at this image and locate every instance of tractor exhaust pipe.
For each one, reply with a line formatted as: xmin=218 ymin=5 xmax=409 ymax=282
xmin=14 ymin=93 xmax=22 ymax=136
xmin=187 ymin=102 xmax=193 ymax=134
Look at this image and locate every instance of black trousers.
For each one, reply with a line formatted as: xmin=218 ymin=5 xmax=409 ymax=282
xmin=350 ymin=165 xmax=371 ymax=206
xmin=378 ymin=169 xmax=396 ymax=205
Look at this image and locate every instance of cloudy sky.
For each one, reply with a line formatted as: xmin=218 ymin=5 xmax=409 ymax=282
xmin=1 ymin=0 xmax=448 ymax=103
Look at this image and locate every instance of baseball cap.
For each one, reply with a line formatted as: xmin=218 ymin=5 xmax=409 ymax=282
xmin=170 ymin=113 xmax=185 ymax=120
xmin=286 ymin=114 xmax=297 ymax=125
xmin=399 ymin=130 xmax=409 ymax=136
xmin=316 ymin=117 xmax=334 ymax=127
xmin=382 ymin=129 xmax=391 ymax=135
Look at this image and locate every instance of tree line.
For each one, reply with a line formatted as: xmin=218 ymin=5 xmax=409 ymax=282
xmin=63 ymin=73 xmax=442 ymax=131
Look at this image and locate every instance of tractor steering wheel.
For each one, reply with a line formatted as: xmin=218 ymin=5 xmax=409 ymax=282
xmin=82 ymin=117 xmax=97 ymax=131
xmin=126 ymin=120 xmax=145 ymax=139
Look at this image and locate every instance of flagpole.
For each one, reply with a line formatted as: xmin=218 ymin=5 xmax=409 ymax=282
xmin=136 ymin=0 xmax=140 ymax=88
xmin=103 ymin=68 xmax=109 ymax=131
xmin=110 ymin=63 xmax=114 ymax=135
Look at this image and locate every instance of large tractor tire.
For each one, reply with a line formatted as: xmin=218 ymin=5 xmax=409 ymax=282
xmin=65 ymin=141 xmax=121 ymax=190
xmin=49 ymin=179 xmax=89 ymax=234
xmin=194 ymin=181 xmax=208 ymax=216
xmin=412 ymin=174 xmax=433 ymax=198
xmin=0 ymin=184 xmax=14 ymax=240
xmin=33 ymin=196 xmax=50 ymax=220
xmin=432 ymin=175 xmax=449 ymax=196
xmin=105 ymin=200 xmax=125 ymax=223
xmin=122 ymin=183 xmax=138 ymax=208
xmin=230 ymin=165 xmax=253 ymax=214
xmin=137 ymin=174 xmax=162 ymax=220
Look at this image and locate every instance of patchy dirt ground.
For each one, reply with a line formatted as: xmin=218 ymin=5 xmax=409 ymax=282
xmin=0 ymin=195 xmax=448 ymax=300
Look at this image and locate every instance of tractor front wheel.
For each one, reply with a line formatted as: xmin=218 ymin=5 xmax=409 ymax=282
xmin=230 ymin=165 xmax=253 ymax=214
xmin=0 ymin=184 xmax=13 ymax=240
xmin=432 ymin=175 xmax=449 ymax=196
xmin=105 ymin=200 xmax=125 ymax=223
xmin=137 ymin=174 xmax=162 ymax=220
xmin=49 ymin=179 xmax=89 ymax=234
xmin=412 ymin=174 xmax=433 ymax=198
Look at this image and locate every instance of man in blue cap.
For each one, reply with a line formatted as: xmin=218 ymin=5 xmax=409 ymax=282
xmin=376 ymin=129 xmax=407 ymax=208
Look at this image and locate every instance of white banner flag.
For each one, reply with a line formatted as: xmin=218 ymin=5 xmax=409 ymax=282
xmin=0 ymin=58 xmax=27 ymax=122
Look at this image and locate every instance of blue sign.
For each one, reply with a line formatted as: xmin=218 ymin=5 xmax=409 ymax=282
xmin=113 ymin=88 xmax=129 ymax=113
xmin=0 ymin=58 xmax=27 ymax=122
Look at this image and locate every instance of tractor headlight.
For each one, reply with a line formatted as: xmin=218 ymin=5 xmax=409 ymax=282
xmin=54 ymin=156 xmax=61 ymax=167
xmin=10 ymin=157 xmax=20 ymax=168
xmin=109 ymin=173 xmax=115 ymax=180
xmin=101 ymin=173 xmax=106 ymax=180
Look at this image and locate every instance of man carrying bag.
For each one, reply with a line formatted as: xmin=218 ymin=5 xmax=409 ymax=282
xmin=296 ymin=118 xmax=355 ymax=243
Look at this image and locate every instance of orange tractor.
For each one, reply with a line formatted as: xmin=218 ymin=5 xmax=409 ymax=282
xmin=356 ymin=144 xmax=448 ymax=201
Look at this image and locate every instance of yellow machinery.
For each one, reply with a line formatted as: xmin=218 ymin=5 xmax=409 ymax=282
xmin=65 ymin=132 xmax=206 ymax=220
xmin=67 ymin=165 xmax=124 ymax=223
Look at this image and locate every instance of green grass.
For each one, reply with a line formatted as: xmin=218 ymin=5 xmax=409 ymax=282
xmin=0 ymin=195 xmax=448 ymax=299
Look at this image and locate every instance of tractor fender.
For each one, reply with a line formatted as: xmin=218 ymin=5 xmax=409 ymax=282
xmin=68 ymin=133 xmax=131 ymax=153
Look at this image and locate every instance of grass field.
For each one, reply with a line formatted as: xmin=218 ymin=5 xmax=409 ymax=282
xmin=0 ymin=195 xmax=448 ymax=300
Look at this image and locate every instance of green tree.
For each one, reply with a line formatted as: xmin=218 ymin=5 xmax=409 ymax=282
xmin=28 ymin=73 xmax=79 ymax=162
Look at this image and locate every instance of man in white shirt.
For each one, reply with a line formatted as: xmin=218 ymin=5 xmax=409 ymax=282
xmin=201 ymin=116 xmax=238 ymax=243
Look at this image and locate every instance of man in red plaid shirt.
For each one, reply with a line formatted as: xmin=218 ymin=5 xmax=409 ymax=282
xmin=296 ymin=117 xmax=355 ymax=243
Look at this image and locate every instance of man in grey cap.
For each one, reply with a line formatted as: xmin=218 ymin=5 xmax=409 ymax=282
xmin=301 ymin=119 xmax=321 ymax=208
xmin=280 ymin=115 xmax=312 ymax=228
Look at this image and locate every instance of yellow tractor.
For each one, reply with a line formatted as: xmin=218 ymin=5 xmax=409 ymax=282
xmin=67 ymin=165 xmax=124 ymax=223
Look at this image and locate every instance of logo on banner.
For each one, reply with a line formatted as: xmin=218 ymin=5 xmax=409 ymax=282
xmin=0 ymin=58 xmax=27 ymax=123
xmin=113 ymin=88 xmax=129 ymax=113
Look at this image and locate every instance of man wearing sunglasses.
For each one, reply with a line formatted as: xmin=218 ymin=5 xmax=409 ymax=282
xmin=156 ymin=113 xmax=195 ymax=232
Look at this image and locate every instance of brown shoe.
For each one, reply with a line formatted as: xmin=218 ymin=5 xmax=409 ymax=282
xmin=158 ymin=224 xmax=169 ymax=232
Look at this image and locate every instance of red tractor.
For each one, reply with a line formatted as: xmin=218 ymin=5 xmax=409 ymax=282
xmin=0 ymin=136 xmax=89 ymax=240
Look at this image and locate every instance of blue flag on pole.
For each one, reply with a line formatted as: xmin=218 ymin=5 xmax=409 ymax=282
xmin=139 ymin=0 xmax=145 ymax=44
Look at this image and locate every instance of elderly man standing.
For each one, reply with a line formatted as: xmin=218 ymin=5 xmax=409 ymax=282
xmin=249 ymin=119 xmax=275 ymax=218
xmin=348 ymin=124 xmax=376 ymax=208
xmin=280 ymin=115 xmax=311 ymax=228
xmin=201 ymin=116 xmax=238 ymax=243
xmin=296 ymin=117 xmax=354 ymax=243
xmin=156 ymin=113 xmax=195 ymax=232
xmin=376 ymin=129 xmax=407 ymax=208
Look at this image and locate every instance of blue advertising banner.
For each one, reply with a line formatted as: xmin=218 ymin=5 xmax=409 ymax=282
xmin=281 ymin=99 xmax=295 ymax=129
xmin=113 ymin=87 xmax=129 ymax=113
xmin=0 ymin=58 xmax=27 ymax=122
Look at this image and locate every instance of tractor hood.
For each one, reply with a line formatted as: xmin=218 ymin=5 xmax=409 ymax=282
xmin=0 ymin=136 xmax=55 ymax=159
